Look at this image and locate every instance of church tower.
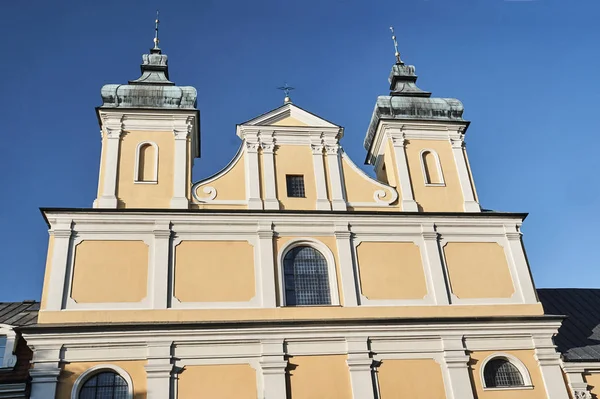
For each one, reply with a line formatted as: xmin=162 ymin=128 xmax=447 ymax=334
xmin=94 ymin=17 xmax=199 ymax=209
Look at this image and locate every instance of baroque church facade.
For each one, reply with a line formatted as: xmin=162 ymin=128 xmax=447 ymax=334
xmin=11 ymin=29 xmax=598 ymax=399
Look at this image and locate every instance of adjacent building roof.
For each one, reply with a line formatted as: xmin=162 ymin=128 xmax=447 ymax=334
xmin=0 ymin=301 xmax=39 ymax=327
xmin=538 ymin=288 xmax=600 ymax=362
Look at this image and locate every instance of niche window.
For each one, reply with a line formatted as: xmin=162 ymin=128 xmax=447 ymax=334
xmin=420 ymin=149 xmax=445 ymax=186
xmin=78 ymin=371 xmax=129 ymax=399
xmin=286 ymin=175 xmax=305 ymax=198
xmin=483 ymin=357 xmax=527 ymax=389
xmin=134 ymin=141 xmax=158 ymax=183
xmin=283 ymin=246 xmax=331 ymax=306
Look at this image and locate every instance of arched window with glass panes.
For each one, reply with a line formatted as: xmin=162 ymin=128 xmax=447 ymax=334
xmin=73 ymin=366 xmax=132 ymax=399
xmin=283 ymin=245 xmax=332 ymax=306
xmin=483 ymin=357 xmax=525 ymax=388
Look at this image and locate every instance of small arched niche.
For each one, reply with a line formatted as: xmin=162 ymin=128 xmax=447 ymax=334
xmin=135 ymin=141 xmax=158 ymax=183
xmin=420 ymin=149 xmax=445 ymax=186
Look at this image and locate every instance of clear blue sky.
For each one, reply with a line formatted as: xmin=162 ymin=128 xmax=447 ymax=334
xmin=0 ymin=0 xmax=598 ymax=301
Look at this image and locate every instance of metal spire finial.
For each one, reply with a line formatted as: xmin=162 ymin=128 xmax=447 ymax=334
xmin=389 ymin=26 xmax=403 ymax=65
xmin=277 ymin=83 xmax=295 ymax=104
xmin=153 ymin=10 xmax=160 ymax=51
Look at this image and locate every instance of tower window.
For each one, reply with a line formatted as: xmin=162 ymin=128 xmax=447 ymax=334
xmin=286 ymin=175 xmax=305 ymax=198
xmin=283 ymin=246 xmax=331 ymax=306
xmin=483 ymin=358 xmax=525 ymax=388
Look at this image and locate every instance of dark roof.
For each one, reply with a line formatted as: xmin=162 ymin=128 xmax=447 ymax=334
xmin=538 ymin=288 xmax=600 ymax=362
xmin=0 ymin=301 xmax=39 ymax=327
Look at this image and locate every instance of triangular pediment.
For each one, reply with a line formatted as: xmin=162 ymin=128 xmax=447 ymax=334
xmin=240 ymin=103 xmax=339 ymax=128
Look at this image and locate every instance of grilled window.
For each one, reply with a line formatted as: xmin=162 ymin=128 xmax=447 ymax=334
xmin=484 ymin=358 xmax=525 ymax=388
xmin=79 ymin=371 xmax=128 ymax=399
xmin=283 ymin=246 xmax=331 ymax=306
xmin=0 ymin=336 xmax=5 ymax=360
xmin=286 ymin=175 xmax=305 ymax=198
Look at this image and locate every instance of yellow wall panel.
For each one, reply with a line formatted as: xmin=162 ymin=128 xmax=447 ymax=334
xmin=356 ymin=242 xmax=427 ymax=300
xmin=56 ymin=361 xmax=147 ymax=399
xmin=378 ymin=359 xmax=446 ymax=399
xmin=71 ymin=240 xmax=148 ymax=303
xmin=287 ymin=355 xmax=352 ymax=399
xmin=469 ymin=350 xmax=546 ymax=399
xmin=174 ymin=241 xmax=255 ymax=302
xmin=274 ymin=145 xmax=317 ymax=210
xmin=444 ymin=242 xmax=514 ymax=299
xmin=178 ymin=364 xmax=257 ymax=399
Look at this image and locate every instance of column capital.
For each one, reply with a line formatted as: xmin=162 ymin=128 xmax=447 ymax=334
xmin=390 ymin=134 xmax=406 ymax=147
xmin=261 ymin=142 xmax=275 ymax=153
xmin=325 ymin=144 xmax=340 ymax=155
xmin=245 ymin=140 xmax=261 ymax=153
xmin=311 ymin=143 xmax=324 ymax=155
xmin=450 ymin=135 xmax=465 ymax=149
xmin=574 ymin=390 xmax=592 ymax=399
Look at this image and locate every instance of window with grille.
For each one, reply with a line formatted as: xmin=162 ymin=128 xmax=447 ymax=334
xmin=0 ymin=336 xmax=5 ymax=361
xmin=483 ymin=358 xmax=525 ymax=388
xmin=283 ymin=246 xmax=331 ymax=306
xmin=286 ymin=175 xmax=305 ymax=198
xmin=79 ymin=371 xmax=129 ymax=399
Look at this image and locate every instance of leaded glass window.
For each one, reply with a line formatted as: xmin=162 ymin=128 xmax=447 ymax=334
xmin=284 ymin=246 xmax=331 ymax=306
xmin=483 ymin=358 xmax=525 ymax=388
xmin=79 ymin=371 xmax=129 ymax=399
xmin=286 ymin=175 xmax=305 ymax=198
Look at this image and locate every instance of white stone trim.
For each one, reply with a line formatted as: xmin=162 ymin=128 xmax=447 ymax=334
xmin=244 ymin=140 xmax=264 ymax=209
xmin=341 ymin=151 xmax=399 ymax=207
xmin=419 ymin=148 xmax=445 ymax=186
xmin=450 ymin=135 xmax=480 ymax=212
xmin=533 ymin=334 xmax=571 ymax=399
xmin=346 ymin=337 xmax=376 ymax=399
xmin=325 ymin=145 xmax=348 ymax=211
xmin=71 ymin=364 xmax=134 ymax=399
xmin=276 ymin=237 xmax=341 ymax=306
xmin=0 ymin=324 xmax=17 ymax=369
xmin=133 ymin=141 xmax=159 ymax=184
xmin=389 ymin=133 xmax=418 ymax=211
xmin=171 ymin=123 xmax=192 ymax=209
xmin=311 ymin=143 xmax=331 ymax=210
xmin=260 ymin=142 xmax=280 ymax=210
xmin=334 ymin=226 xmax=359 ymax=307
xmin=257 ymin=224 xmax=277 ymax=307
xmin=45 ymin=220 xmax=73 ymax=311
xmin=238 ymin=103 xmax=339 ymax=129
xmin=480 ymin=352 xmax=533 ymax=389
xmin=96 ymin=114 xmax=123 ymax=208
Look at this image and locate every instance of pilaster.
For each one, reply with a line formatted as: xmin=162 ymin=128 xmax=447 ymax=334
xmin=324 ymin=144 xmax=347 ymax=211
xmin=45 ymin=221 xmax=73 ymax=311
xmin=96 ymin=115 xmax=123 ymax=208
xmin=311 ymin=143 xmax=331 ymax=210
xmin=245 ymin=140 xmax=263 ymax=209
xmin=449 ymin=135 xmax=480 ymax=212
xmin=441 ymin=336 xmax=475 ymax=399
xmin=565 ymin=370 xmax=592 ymax=399
xmin=420 ymin=226 xmax=450 ymax=305
xmin=504 ymin=226 xmax=538 ymax=303
xmin=259 ymin=339 xmax=288 ymax=399
xmin=334 ymin=223 xmax=358 ymax=307
xmin=29 ymin=345 xmax=62 ymax=399
xmin=170 ymin=123 xmax=191 ymax=209
xmin=390 ymin=133 xmax=419 ymax=212
xmin=346 ymin=338 xmax=376 ymax=399
xmin=145 ymin=342 xmax=174 ymax=399
xmin=533 ymin=335 xmax=570 ymax=399
xmin=150 ymin=222 xmax=171 ymax=309
xmin=257 ymin=223 xmax=277 ymax=308
xmin=261 ymin=142 xmax=280 ymax=210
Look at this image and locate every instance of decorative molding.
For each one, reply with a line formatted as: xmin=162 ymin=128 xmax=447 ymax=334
xmin=341 ymin=152 xmax=398 ymax=207
xmin=0 ymin=324 xmax=18 ymax=369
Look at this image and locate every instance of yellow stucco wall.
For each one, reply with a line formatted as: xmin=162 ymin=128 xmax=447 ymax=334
xmin=40 ymin=235 xmax=54 ymax=309
xmin=116 ymin=130 xmax=175 ymax=208
xmin=275 ymin=145 xmax=317 ymax=210
xmin=287 ymin=355 xmax=352 ymax=399
xmin=178 ymin=364 xmax=257 ymax=399
xmin=444 ymin=242 xmax=515 ymax=299
xmin=378 ymin=359 xmax=446 ymax=399
xmin=37 ymin=303 xmax=544 ymax=324
xmin=341 ymin=157 xmax=398 ymax=206
xmin=405 ymin=139 xmax=463 ymax=212
xmin=469 ymin=350 xmax=546 ymax=399
xmin=584 ymin=373 xmax=600 ymax=397
xmin=356 ymin=242 xmax=427 ymax=300
xmin=56 ymin=361 xmax=147 ymax=399
xmin=193 ymin=151 xmax=247 ymax=205
xmin=275 ymin=236 xmax=342 ymax=305
xmin=174 ymin=240 xmax=255 ymax=302
xmin=271 ymin=116 xmax=309 ymax=126
xmin=71 ymin=240 xmax=148 ymax=303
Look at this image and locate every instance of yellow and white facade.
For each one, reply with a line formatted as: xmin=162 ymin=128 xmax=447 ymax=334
xmin=21 ymin=38 xmax=590 ymax=399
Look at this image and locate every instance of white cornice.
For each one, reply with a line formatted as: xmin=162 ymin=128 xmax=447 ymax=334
xmin=240 ymin=103 xmax=340 ymax=128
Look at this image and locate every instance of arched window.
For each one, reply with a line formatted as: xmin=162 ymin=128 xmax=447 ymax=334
xmin=483 ymin=358 xmax=525 ymax=388
xmin=135 ymin=142 xmax=158 ymax=183
xmin=420 ymin=149 xmax=444 ymax=186
xmin=72 ymin=365 xmax=133 ymax=399
xmin=283 ymin=246 xmax=331 ymax=306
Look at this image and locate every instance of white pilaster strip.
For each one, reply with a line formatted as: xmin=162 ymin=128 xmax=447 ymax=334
xmin=245 ymin=140 xmax=263 ymax=209
xmin=390 ymin=134 xmax=419 ymax=211
xmin=450 ymin=135 xmax=480 ymax=212
xmin=29 ymin=345 xmax=62 ymax=399
xmin=257 ymin=223 xmax=277 ymax=308
xmin=504 ymin=226 xmax=538 ymax=304
xmin=96 ymin=117 xmax=123 ymax=208
xmin=533 ymin=335 xmax=571 ymax=399
xmin=145 ymin=342 xmax=174 ymax=399
xmin=311 ymin=143 xmax=331 ymax=210
xmin=335 ymin=224 xmax=358 ymax=307
xmin=260 ymin=339 xmax=288 ymax=399
xmin=325 ymin=144 xmax=347 ymax=211
xmin=441 ymin=336 xmax=475 ymax=399
xmin=565 ymin=369 xmax=592 ymax=399
xmin=45 ymin=221 xmax=73 ymax=311
xmin=346 ymin=338 xmax=376 ymax=399
xmin=421 ymin=226 xmax=450 ymax=305
xmin=261 ymin=143 xmax=280 ymax=210
xmin=150 ymin=222 xmax=171 ymax=309
xmin=170 ymin=126 xmax=190 ymax=209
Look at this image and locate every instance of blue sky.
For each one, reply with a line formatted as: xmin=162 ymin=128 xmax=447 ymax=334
xmin=0 ymin=0 xmax=598 ymax=301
